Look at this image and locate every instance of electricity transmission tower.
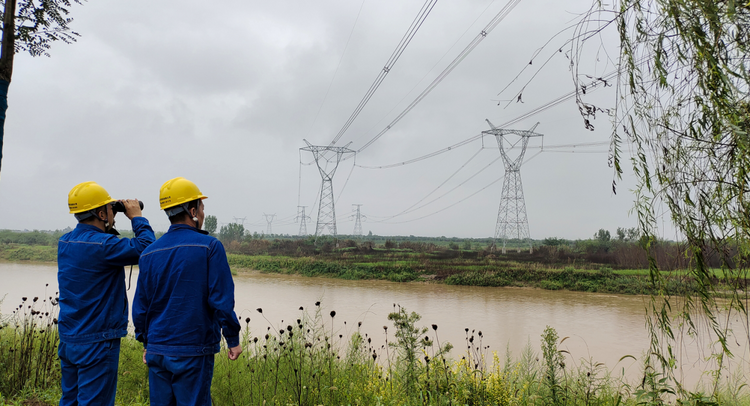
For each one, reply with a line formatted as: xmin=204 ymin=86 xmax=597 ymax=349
xmin=482 ymin=120 xmax=542 ymax=254
xmin=232 ymin=216 xmax=247 ymax=226
xmin=300 ymin=140 xmax=356 ymax=239
xmin=351 ymin=204 xmax=366 ymax=237
xmin=263 ymin=213 xmax=276 ymax=236
xmin=296 ymin=206 xmax=311 ymax=236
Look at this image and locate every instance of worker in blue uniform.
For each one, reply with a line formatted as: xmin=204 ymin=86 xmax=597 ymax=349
xmin=58 ymin=181 xmax=155 ymax=406
xmin=133 ymin=177 xmax=242 ymax=406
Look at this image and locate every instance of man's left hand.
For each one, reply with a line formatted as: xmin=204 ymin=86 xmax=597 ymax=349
xmin=122 ymin=199 xmax=143 ymax=220
xmin=228 ymin=345 xmax=242 ymax=360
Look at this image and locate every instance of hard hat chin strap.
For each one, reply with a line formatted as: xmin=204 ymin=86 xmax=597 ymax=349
xmin=75 ymin=205 xmax=118 ymax=234
xmin=74 ymin=206 xmax=109 ymax=226
xmin=97 ymin=205 xmax=118 ymax=234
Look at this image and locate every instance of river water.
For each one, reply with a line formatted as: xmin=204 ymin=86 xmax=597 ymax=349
xmin=2 ymin=262 xmax=748 ymax=388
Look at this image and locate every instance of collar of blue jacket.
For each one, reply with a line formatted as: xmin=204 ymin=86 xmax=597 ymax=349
xmin=168 ymin=223 xmax=209 ymax=235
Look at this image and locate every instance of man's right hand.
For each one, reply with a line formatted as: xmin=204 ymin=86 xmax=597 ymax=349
xmin=122 ymin=199 xmax=143 ymax=220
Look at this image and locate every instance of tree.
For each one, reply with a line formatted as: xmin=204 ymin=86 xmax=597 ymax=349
xmin=203 ymin=215 xmax=217 ymax=235
xmin=594 ymin=229 xmax=610 ymax=243
xmin=615 ymin=227 xmax=626 ymax=242
xmin=218 ymin=223 xmax=244 ymax=244
xmin=0 ymin=0 xmax=82 ymax=175
xmin=570 ymin=0 xmax=750 ymax=397
xmin=542 ymin=237 xmax=567 ymax=247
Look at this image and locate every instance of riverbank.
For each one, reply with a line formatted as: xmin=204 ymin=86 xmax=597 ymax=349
xmin=0 ymin=242 xmax=702 ymax=296
xmin=226 ymin=254 xmax=698 ymax=296
xmin=0 ymin=244 xmax=56 ymax=262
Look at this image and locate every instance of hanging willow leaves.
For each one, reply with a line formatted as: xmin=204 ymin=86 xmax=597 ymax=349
xmin=572 ymin=0 xmax=750 ymax=398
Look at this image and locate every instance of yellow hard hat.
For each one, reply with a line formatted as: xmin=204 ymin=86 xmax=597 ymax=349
xmin=159 ymin=177 xmax=208 ymax=210
xmin=68 ymin=181 xmax=117 ymax=214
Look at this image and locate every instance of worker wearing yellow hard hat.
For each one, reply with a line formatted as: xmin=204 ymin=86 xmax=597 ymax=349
xmin=58 ymin=181 xmax=156 ymax=406
xmin=133 ymin=177 xmax=241 ymax=405
xmin=158 ymin=176 xmax=209 ymax=222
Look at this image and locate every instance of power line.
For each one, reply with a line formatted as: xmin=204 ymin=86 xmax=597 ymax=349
xmin=370 ymin=151 xmax=502 ymax=223
xmin=328 ymin=0 xmax=440 ymax=146
xmin=353 ymin=71 xmax=616 ymax=169
xmin=371 ymin=147 xmax=486 ymax=222
xmin=355 ymin=0 xmax=524 ymax=153
xmin=372 ymin=150 xmax=544 ymax=225
xmin=335 ymin=154 xmax=357 ymax=205
xmin=357 ymin=133 xmax=483 ymax=169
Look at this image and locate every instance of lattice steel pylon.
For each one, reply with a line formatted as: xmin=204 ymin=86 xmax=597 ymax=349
xmin=263 ymin=213 xmax=276 ymax=236
xmin=301 ymin=140 xmax=356 ymax=239
xmin=296 ymin=206 xmax=310 ymax=236
xmin=351 ymin=204 xmax=366 ymax=237
xmin=482 ymin=120 xmax=543 ymax=254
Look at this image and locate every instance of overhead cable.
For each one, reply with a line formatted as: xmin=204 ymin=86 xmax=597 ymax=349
xmin=372 ymin=147 xmax=485 ymax=221
xmin=335 ymin=154 xmax=357 ymax=204
xmin=373 ymin=150 xmax=543 ymax=224
xmin=356 ymin=0 xmax=523 ymax=153
xmin=328 ymin=0 xmax=439 ymax=146
xmin=372 ymin=153 xmax=502 ymax=223
xmin=355 ymin=71 xmax=616 ymax=169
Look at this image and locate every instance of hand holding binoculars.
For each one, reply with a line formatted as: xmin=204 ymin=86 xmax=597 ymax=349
xmin=112 ymin=200 xmax=144 ymax=213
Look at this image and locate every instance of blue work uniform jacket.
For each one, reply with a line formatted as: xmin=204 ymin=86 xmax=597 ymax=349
xmin=132 ymin=224 xmax=241 ymax=356
xmin=57 ymin=217 xmax=156 ymax=344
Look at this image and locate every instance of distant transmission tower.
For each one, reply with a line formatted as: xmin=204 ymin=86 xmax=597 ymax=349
xmin=296 ymin=206 xmax=311 ymax=236
xmin=351 ymin=204 xmax=366 ymax=237
xmin=300 ymin=140 xmax=356 ymax=239
xmin=233 ymin=216 xmax=247 ymax=226
xmin=263 ymin=213 xmax=276 ymax=235
xmin=482 ymin=120 xmax=543 ymax=254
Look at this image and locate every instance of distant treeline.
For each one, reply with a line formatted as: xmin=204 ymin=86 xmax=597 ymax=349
xmin=0 ymin=229 xmax=63 ymax=246
xmin=1 ymin=226 xmax=732 ymax=270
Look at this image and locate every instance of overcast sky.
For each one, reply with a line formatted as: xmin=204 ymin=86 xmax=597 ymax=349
xmin=0 ymin=0 xmax=672 ymax=240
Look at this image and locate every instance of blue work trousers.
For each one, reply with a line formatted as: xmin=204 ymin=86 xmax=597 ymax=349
xmin=146 ymin=353 xmax=215 ymax=406
xmin=58 ymin=338 xmax=121 ymax=406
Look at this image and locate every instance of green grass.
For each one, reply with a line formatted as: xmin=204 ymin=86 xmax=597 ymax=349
xmin=2 ymin=300 xmax=748 ymax=406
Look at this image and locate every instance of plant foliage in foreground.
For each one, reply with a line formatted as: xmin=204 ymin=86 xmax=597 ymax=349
xmin=2 ymin=298 xmax=749 ymax=405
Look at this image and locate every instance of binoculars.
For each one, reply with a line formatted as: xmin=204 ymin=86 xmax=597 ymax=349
xmin=112 ymin=200 xmax=144 ymax=213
